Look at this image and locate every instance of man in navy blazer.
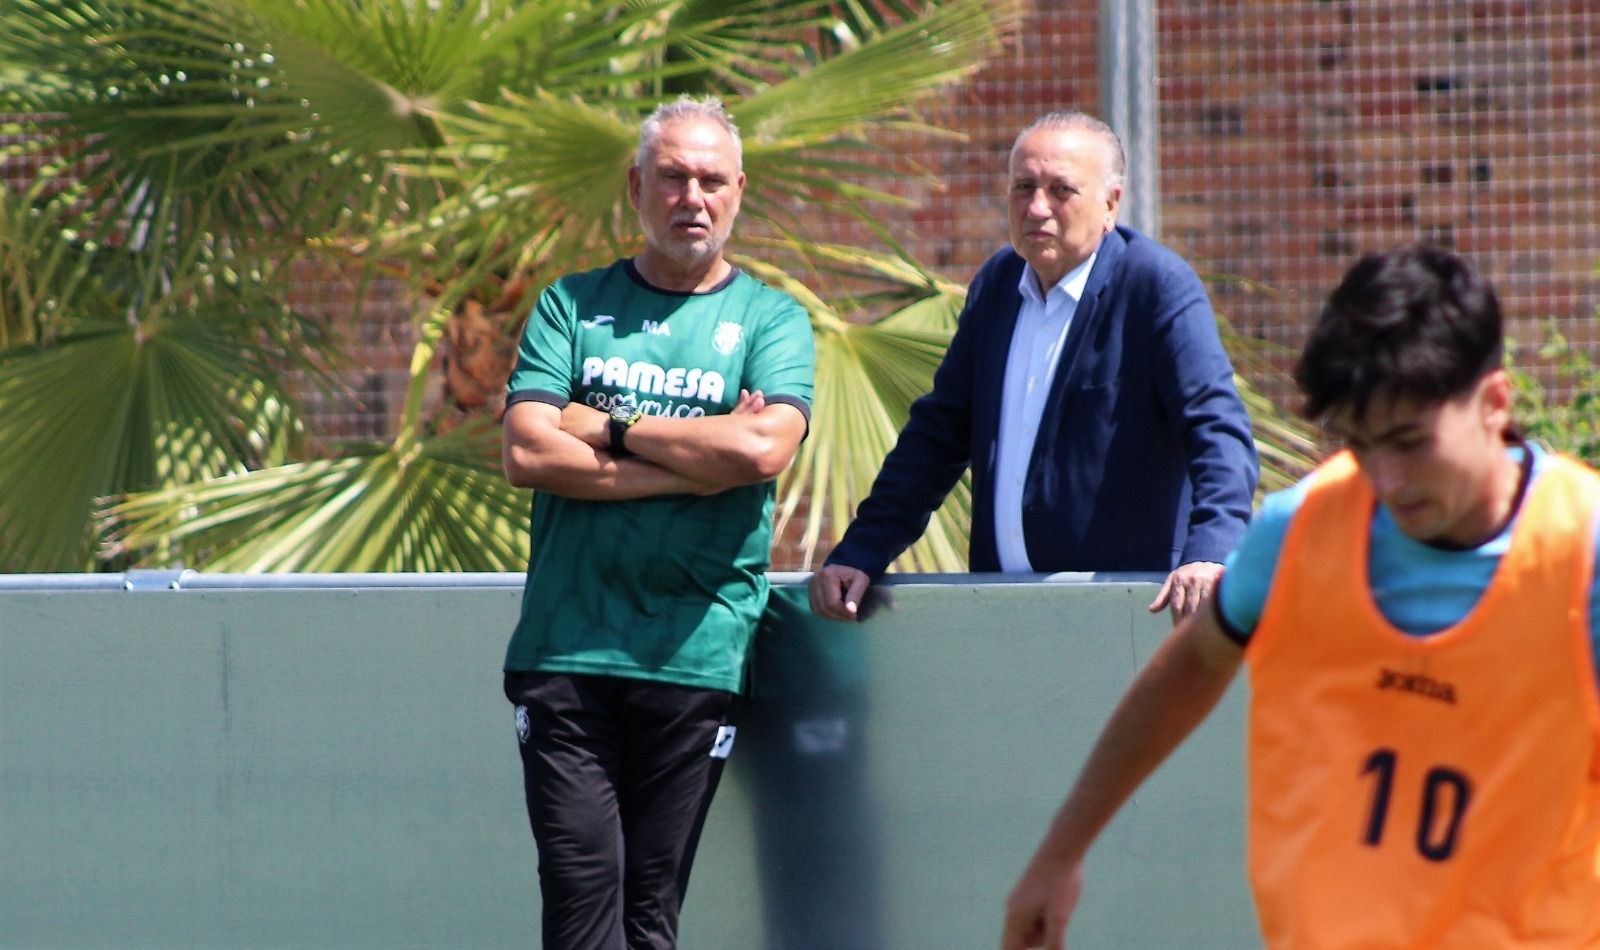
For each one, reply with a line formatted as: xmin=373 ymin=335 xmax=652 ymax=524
xmin=810 ymin=111 xmax=1258 ymax=620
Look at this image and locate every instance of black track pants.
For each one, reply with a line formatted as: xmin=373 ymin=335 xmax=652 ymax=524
xmin=504 ymin=672 xmax=736 ymax=950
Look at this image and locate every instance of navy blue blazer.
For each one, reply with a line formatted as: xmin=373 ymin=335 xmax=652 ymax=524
xmin=827 ymin=226 xmax=1259 ymax=578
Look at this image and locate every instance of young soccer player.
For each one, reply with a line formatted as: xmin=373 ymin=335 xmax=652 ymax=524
xmin=1001 ymin=244 xmax=1600 ymax=948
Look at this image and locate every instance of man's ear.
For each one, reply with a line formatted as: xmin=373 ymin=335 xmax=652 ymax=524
xmin=626 ymin=165 xmax=642 ymax=210
xmin=1103 ymin=184 xmax=1123 ymax=233
xmin=1479 ymin=368 xmax=1513 ymax=428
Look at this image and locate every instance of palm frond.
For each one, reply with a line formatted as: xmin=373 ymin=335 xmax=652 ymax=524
xmin=101 ymin=419 xmax=528 ymax=571
xmin=0 ymin=0 xmax=409 ymax=249
xmin=377 ymin=89 xmax=638 ymax=283
xmin=1209 ymin=309 xmax=1323 ymax=491
xmin=0 ymin=174 xmax=322 ymax=572
xmin=0 ymin=314 xmax=305 ymax=570
xmin=736 ymin=0 xmax=1014 ymax=140
xmin=0 ymin=181 xmax=114 ymax=350
xmin=737 ymin=245 xmax=969 ymax=571
xmin=788 ymin=312 xmax=973 ymax=572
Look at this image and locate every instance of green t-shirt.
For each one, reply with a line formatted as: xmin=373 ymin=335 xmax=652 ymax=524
xmin=503 ymin=259 xmax=815 ymax=692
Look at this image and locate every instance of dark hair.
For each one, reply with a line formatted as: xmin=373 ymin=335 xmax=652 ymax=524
xmin=1294 ymin=244 xmax=1503 ymax=421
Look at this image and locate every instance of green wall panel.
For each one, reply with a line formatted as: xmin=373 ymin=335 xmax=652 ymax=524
xmin=0 ymin=576 xmax=1255 ymax=948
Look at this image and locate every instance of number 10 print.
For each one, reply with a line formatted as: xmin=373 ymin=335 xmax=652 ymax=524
xmin=1361 ymin=748 xmax=1473 ymax=862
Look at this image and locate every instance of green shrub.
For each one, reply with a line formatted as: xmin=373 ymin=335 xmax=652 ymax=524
xmin=1509 ymin=325 xmax=1600 ymax=467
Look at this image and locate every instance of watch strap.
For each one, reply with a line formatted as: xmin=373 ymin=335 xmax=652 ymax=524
xmin=608 ymin=406 xmax=641 ymax=456
xmin=608 ymin=417 xmax=631 ymax=456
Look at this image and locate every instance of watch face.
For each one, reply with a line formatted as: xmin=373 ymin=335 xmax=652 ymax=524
xmin=610 ymin=403 xmax=640 ymax=424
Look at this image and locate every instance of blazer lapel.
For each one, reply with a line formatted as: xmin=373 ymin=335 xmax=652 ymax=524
xmin=1028 ymin=229 xmax=1128 ymax=486
xmin=1049 ymin=229 xmax=1123 ymax=392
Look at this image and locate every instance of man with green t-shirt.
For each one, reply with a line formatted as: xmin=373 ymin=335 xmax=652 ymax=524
xmin=500 ymin=96 xmax=814 ymax=950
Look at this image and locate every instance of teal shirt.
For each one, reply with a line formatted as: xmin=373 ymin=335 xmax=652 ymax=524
xmin=1219 ymin=443 xmax=1600 ymax=677
xmin=504 ymin=260 xmax=815 ymax=692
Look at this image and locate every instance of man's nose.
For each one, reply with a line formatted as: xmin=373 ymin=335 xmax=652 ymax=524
xmin=1364 ymin=453 xmax=1405 ymax=497
xmin=1026 ymin=188 xmax=1051 ymax=219
xmin=681 ymin=178 xmax=706 ymax=206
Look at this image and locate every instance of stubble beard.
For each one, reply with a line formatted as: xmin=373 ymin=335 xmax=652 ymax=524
xmin=642 ymin=215 xmax=733 ymax=273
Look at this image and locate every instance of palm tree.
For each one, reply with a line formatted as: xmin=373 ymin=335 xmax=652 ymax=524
xmin=0 ymin=0 xmax=1314 ymax=574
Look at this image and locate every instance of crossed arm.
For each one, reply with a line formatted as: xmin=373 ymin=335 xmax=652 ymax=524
xmin=1000 ymin=604 xmax=1245 ymax=950
xmin=502 ymin=390 xmax=807 ymax=500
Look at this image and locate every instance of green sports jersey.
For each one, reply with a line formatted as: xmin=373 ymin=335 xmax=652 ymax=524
xmin=503 ymin=259 xmax=815 ymax=692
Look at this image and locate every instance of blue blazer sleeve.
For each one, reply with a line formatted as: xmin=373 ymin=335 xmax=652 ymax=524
xmin=1144 ymin=248 xmax=1259 ymax=565
xmin=823 ymin=252 xmax=1019 ymax=580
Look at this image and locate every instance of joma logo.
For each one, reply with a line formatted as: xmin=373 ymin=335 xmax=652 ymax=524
xmin=1375 ymin=667 xmax=1458 ymax=705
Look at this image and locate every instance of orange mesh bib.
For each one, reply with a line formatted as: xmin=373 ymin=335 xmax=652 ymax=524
xmin=1246 ymin=450 xmax=1600 ymax=948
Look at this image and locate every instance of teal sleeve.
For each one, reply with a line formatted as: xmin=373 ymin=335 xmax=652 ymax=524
xmin=506 ymin=282 xmax=575 ymax=399
xmin=742 ymin=296 xmax=814 ymax=408
xmin=1217 ymin=481 xmax=1311 ymax=641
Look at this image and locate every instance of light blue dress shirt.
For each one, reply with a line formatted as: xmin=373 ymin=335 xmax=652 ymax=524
xmin=993 ymin=251 xmax=1098 ymax=572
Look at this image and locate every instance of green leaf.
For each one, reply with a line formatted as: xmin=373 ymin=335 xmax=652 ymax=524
xmin=102 ymin=419 xmax=529 ymax=571
xmin=0 ymin=314 xmax=305 ymax=570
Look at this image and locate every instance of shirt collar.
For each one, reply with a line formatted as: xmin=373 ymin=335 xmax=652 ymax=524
xmin=1017 ymin=249 xmax=1098 ymax=306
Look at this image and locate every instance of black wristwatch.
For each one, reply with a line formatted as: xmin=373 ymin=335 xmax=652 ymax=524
xmin=608 ymin=403 xmax=643 ymax=455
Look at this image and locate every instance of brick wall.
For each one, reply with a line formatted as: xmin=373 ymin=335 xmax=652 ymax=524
xmin=770 ymin=0 xmax=1600 ymax=568
xmin=10 ymin=2 xmax=1598 ymax=571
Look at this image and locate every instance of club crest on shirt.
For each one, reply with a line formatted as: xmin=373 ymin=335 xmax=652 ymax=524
xmin=712 ymin=321 xmax=742 ymax=355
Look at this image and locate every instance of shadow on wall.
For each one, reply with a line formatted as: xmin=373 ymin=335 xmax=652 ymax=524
xmin=740 ymin=584 xmax=886 ymax=950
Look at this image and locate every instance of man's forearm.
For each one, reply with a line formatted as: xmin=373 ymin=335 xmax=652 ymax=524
xmin=623 ymin=409 xmax=802 ymax=487
xmin=504 ymin=403 xmax=717 ymax=500
xmin=826 ymin=391 xmax=975 ymax=578
xmin=533 ymin=451 xmax=714 ymax=501
xmin=565 ymin=398 xmax=805 ymax=489
xmin=511 ymin=447 xmax=712 ymax=501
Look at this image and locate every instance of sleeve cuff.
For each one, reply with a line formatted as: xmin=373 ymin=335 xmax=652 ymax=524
xmin=507 ymin=389 xmax=569 ymax=409
xmin=1213 ymin=575 xmax=1252 ymax=647
xmin=763 ymin=393 xmax=811 ymax=424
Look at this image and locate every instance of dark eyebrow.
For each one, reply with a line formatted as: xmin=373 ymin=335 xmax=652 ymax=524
xmin=1377 ymin=424 xmax=1426 ymax=441
xmin=1334 ymin=420 xmax=1426 ymax=445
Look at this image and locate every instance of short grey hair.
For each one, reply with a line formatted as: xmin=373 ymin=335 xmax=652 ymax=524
xmin=1012 ymin=111 xmax=1126 ymax=194
xmin=636 ymin=95 xmax=743 ymax=171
